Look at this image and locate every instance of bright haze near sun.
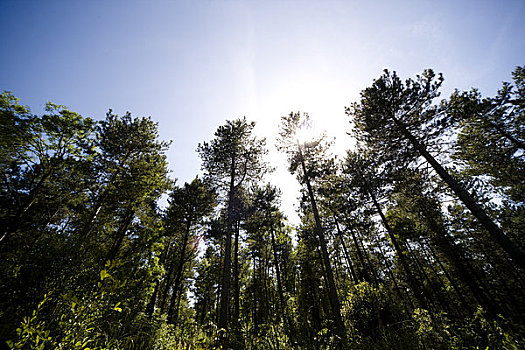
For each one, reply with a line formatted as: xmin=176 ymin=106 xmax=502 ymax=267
xmin=1 ymin=0 xmax=524 ymax=225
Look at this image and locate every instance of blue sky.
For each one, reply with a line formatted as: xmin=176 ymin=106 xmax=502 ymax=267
xmin=1 ymin=0 xmax=524 ymax=223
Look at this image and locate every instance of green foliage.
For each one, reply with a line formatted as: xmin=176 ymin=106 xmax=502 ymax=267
xmin=6 ymin=297 xmax=52 ymax=350
xmin=446 ymin=307 xmax=525 ymax=350
xmin=411 ymin=308 xmax=446 ymax=347
xmin=197 ymin=117 xmax=269 ymax=192
xmin=343 ymin=282 xmax=393 ymax=338
xmin=3 ymin=67 xmax=525 ymax=349
xmin=8 ymin=263 xmax=123 ymax=350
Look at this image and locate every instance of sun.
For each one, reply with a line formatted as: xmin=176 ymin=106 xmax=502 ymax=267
xmin=295 ymin=113 xmax=320 ymax=144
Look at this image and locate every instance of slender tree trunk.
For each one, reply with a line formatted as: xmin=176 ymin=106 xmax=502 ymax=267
xmin=270 ymin=223 xmax=286 ymax=317
xmin=391 ymin=114 xmax=525 ymax=269
xmin=333 ymin=244 xmax=346 ymax=286
xmin=146 ymin=241 xmax=172 ymax=318
xmin=334 ymin=217 xmax=359 ymax=283
xmin=107 ymin=208 xmax=134 ymax=262
xmin=216 ymin=279 xmax=222 ymax=326
xmin=378 ymin=243 xmax=414 ymax=314
xmin=297 ymin=142 xmax=347 ymax=347
xmin=160 ymin=247 xmax=177 ymax=313
xmin=421 ymin=206 xmax=504 ymax=317
xmin=347 ymin=222 xmax=372 ymax=283
xmin=232 ymin=220 xmax=244 ymax=349
xmin=233 ymin=220 xmax=240 ymax=325
xmin=359 ymin=236 xmax=381 ymax=286
xmin=199 ymin=296 xmax=207 ymax=324
xmin=405 ymin=242 xmax=444 ymax=312
xmin=489 ymin=119 xmax=525 ymax=150
xmin=253 ymin=253 xmax=258 ymax=333
xmin=79 ymin=162 xmax=128 ymax=244
xmin=367 ymin=187 xmax=429 ymax=311
xmin=303 ymin=253 xmax=322 ymax=338
xmin=168 ymin=222 xmax=192 ymax=324
xmin=146 ymin=280 xmax=161 ymax=318
xmin=420 ymin=238 xmax=470 ymax=315
xmin=264 ymin=250 xmax=271 ymax=323
xmin=81 ymin=195 xmax=106 ymax=241
xmin=174 ymin=285 xmax=183 ymax=326
xmin=219 ymin=156 xmax=236 ymax=333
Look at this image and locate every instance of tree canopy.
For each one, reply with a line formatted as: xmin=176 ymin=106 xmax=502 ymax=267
xmin=1 ymin=66 xmax=524 ymax=349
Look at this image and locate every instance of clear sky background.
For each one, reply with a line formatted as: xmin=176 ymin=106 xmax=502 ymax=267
xmin=1 ymin=0 xmax=524 ymax=224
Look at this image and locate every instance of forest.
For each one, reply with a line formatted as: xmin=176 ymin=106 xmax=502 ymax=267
xmin=1 ymin=66 xmax=524 ymax=349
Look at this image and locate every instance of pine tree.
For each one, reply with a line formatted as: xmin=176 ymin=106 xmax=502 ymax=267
xmin=197 ymin=117 xmax=269 ymax=337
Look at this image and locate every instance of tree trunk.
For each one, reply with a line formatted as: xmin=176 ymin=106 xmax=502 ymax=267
xmin=146 ymin=280 xmax=161 ymax=318
xmin=359 ymin=235 xmax=381 ymax=286
xmin=219 ymin=155 xmax=236 ymax=333
xmin=297 ymin=142 xmax=347 ymax=347
xmin=367 ymin=187 xmax=429 ymax=311
xmin=346 ymin=221 xmax=372 ymax=283
xmin=377 ymin=243 xmax=414 ymax=314
xmin=391 ymin=114 xmax=525 ymax=269
xmin=106 ymin=208 xmax=134 ymax=262
xmin=420 ymin=238 xmax=470 ymax=315
xmin=489 ymin=119 xmax=525 ymax=150
xmin=252 ymin=253 xmax=258 ymax=333
xmin=146 ymin=241 xmax=172 ymax=317
xmin=405 ymin=242 xmax=444 ymax=312
xmin=334 ymin=217 xmax=359 ymax=283
xmin=270 ymin=223 xmax=286 ymax=317
xmin=160 ymin=246 xmax=177 ymax=313
xmin=168 ymin=222 xmax=192 ymax=324
xmin=233 ymin=220 xmax=240 ymax=326
xmin=420 ymin=204 xmax=504 ymax=317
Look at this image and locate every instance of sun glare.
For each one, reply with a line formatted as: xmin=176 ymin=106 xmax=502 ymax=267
xmin=295 ymin=116 xmax=319 ymax=144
